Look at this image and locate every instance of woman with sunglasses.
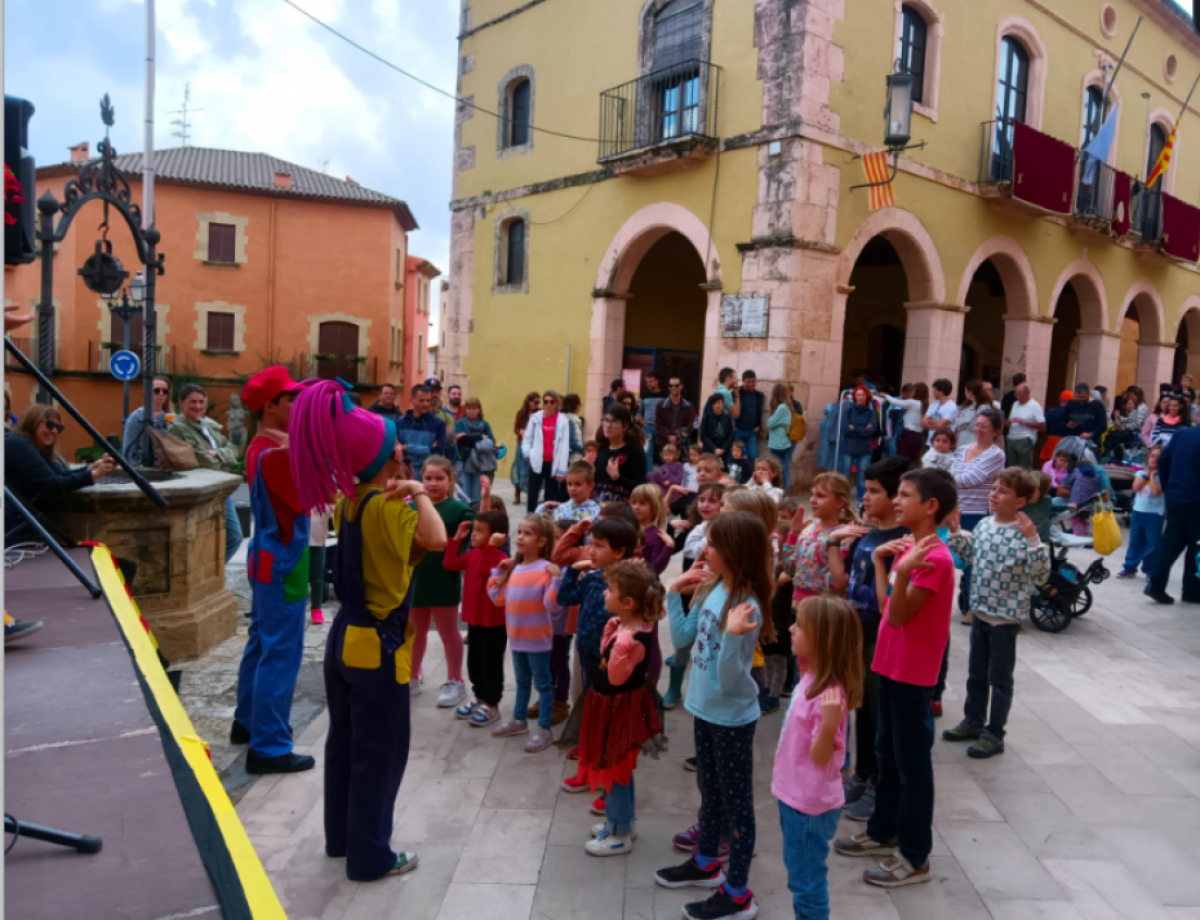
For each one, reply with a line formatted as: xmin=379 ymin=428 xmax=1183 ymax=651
xmin=519 ymin=390 xmax=572 ymax=513
xmin=122 ymin=375 xmax=175 ymax=467
xmin=5 ymin=404 xmax=114 ymax=541
xmin=511 ymin=392 xmax=540 ymax=506
xmin=593 ymin=403 xmax=647 ymax=504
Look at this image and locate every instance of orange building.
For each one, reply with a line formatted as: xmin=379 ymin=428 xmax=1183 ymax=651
xmin=5 ymin=144 xmax=429 ymax=458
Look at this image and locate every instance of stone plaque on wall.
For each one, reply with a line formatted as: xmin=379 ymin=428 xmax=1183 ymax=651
xmin=721 ymin=294 xmax=769 ymax=338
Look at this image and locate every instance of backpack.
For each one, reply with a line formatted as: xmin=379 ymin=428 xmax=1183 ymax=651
xmin=787 ymin=407 xmax=807 ymax=443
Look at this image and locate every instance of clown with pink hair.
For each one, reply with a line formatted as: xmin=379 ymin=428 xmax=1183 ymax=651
xmin=288 ymin=379 xmax=447 ymax=881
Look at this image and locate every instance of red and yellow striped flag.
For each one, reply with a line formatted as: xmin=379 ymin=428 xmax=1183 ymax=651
xmin=862 ymin=151 xmax=896 ymax=210
xmin=1147 ymin=120 xmax=1178 ymax=188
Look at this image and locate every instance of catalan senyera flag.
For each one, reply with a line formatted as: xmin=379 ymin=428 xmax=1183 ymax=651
xmin=862 ymin=151 xmax=896 ymax=210
xmin=1147 ymin=120 xmax=1178 ymax=188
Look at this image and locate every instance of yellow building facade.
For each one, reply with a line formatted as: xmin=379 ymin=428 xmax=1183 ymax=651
xmin=443 ymin=0 xmax=1200 ymax=483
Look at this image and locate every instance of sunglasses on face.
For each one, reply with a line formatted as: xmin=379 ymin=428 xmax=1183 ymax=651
xmin=543 ymin=398 xmax=557 ymax=405
xmin=42 ymin=420 xmax=64 ymax=433
xmin=153 ymin=387 xmax=170 ymax=395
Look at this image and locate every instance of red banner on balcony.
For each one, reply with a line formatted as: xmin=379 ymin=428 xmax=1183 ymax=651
xmin=1111 ymin=170 xmax=1132 ymax=237
xmin=1162 ymin=193 xmax=1200 ymax=262
xmin=1012 ymin=121 xmax=1075 ymax=214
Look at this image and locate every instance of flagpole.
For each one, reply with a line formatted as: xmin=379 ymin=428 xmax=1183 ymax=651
xmin=1100 ymin=16 xmax=1141 ymax=115
xmin=1173 ymin=68 xmax=1200 ymax=126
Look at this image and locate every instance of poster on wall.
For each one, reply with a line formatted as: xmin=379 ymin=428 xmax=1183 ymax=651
xmin=721 ymin=294 xmax=769 ymax=338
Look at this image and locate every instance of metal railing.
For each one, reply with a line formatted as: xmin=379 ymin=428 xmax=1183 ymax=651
xmin=1073 ymin=154 xmax=1116 ymax=221
xmin=598 ymin=60 xmax=720 ymax=161
xmin=88 ymin=341 xmax=174 ymax=375
xmin=979 ymin=116 xmax=1017 ymax=184
xmin=1133 ymin=186 xmax=1163 ymax=242
xmin=298 ymin=354 xmax=379 ymax=387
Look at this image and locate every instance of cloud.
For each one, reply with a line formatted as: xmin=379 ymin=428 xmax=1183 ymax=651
xmin=5 ymin=0 xmax=458 ymax=273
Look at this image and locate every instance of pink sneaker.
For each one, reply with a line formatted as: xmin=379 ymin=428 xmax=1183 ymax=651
xmin=590 ymin=795 xmax=606 ymax=816
xmin=671 ymin=825 xmax=733 ymax=862
xmin=310 ymin=608 xmax=325 ymax=625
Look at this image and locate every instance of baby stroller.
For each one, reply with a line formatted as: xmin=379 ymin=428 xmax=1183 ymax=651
xmin=1029 ymin=509 xmax=1110 ymax=633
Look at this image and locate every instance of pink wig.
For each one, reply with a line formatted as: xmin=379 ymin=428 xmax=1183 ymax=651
xmin=289 ymin=379 xmax=395 ymax=511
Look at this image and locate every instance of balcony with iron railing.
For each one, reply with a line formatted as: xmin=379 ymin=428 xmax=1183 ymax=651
xmin=1132 ymin=185 xmax=1164 ymax=243
xmin=979 ymin=116 xmax=1087 ymax=222
xmin=298 ymin=353 xmax=379 ymax=387
xmin=598 ymin=60 xmax=720 ymax=177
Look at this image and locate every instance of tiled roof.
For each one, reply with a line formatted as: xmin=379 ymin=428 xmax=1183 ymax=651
xmin=43 ymin=147 xmax=417 ymax=230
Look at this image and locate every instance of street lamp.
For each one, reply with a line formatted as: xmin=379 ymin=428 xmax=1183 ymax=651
xmin=104 ymin=271 xmax=146 ymax=422
xmin=850 ymin=60 xmax=927 ymax=195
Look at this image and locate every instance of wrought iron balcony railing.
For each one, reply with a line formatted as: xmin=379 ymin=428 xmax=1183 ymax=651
xmin=979 ymin=116 xmax=1017 ymax=184
xmin=1133 ymin=186 xmax=1164 ymax=242
xmin=598 ymin=60 xmax=720 ymax=162
xmin=1073 ymin=154 xmax=1116 ymax=222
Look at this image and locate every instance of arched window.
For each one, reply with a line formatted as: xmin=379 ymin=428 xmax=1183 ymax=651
xmin=508 ymin=79 xmax=531 ymax=147
xmin=997 ymin=36 xmax=1030 ymax=124
xmin=1082 ymin=84 xmax=1104 ymax=146
xmin=899 ymin=5 xmax=927 ymax=104
xmin=505 ymin=219 xmax=526 ymax=286
xmin=653 ymin=0 xmax=703 ymax=70
xmin=1147 ymin=122 xmax=1167 ymax=178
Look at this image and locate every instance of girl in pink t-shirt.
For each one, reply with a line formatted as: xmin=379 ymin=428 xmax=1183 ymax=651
xmin=772 ymin=595 xmax=864 ymax=920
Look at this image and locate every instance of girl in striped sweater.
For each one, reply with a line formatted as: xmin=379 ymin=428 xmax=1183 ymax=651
xmin=488 ymin=515 xmax=564 ymax=753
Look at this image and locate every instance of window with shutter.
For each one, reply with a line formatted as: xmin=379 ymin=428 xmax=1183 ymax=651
xmin=510 ymin=80 xmax=531 ymax=147
xmin=899 ymin=6 xmax=927 ymax=105
xmin=111 ymin=310 xmax=145 ymax=353
xmin=505 ymin=220 xmax=526 ymax=286
xmin=207 ymin=312 xmax=236 ymax=352
xmin=208 ymin=223 xmax=236 ymax=263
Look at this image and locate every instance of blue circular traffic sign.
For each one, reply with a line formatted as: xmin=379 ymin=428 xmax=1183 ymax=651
xmin=110 ymin=349 xmax=141 ymax=381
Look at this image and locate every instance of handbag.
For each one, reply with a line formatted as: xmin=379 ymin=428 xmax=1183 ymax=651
xmin=147 ymin=427 xmax=200 ymax=471
xmin=1091 ymin=498 xmax=1121 ymax=556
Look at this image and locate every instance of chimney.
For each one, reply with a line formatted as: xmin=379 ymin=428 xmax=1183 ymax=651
xmin=273 ymin=171 xmax=293 ymax=188
xmin=68 ymin=141 xmax=90 ymax=163
xmin=345 ymin=175 xmax=359 ymax=186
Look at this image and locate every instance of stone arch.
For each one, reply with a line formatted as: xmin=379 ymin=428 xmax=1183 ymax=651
xmin=1116 ymin=279 xmax=1165 ymax=344
xmin=955 ymin=235 xmax=1038 ymax=316
xmin=1049 ymin=259 xmax=1108 ymax=330
xmin=994 ymin=16 xmax=1049 ymax=131
xmin=594 ymin=201 xmax=719 ymax=294
xmin=589 ymin=202 xmax=721 ymax=426
xmin=836 ymin=207 xmax=945 ymax=303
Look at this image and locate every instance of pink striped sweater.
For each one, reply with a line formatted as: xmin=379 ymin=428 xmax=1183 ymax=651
xmin=487 ymin=559 xmax=564 ymax=653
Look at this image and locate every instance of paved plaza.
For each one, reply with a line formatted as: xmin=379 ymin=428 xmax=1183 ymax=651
xmin=209 ymin=483 xmax=1200 ymax=920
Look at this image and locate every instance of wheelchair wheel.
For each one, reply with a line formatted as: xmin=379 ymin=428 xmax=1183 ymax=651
xmin=1071 ymin=586 xmax=1093 ymax=617
xmin=1030 ymin=595 xmax=1073 ymax=633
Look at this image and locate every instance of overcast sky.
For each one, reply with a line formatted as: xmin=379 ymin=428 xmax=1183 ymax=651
xmin=5 ymin=0 xmax=460 ymax=285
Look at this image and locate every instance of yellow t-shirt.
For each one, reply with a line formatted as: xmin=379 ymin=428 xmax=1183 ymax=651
xmin=338 ymin=484 xmax=420 ymax=621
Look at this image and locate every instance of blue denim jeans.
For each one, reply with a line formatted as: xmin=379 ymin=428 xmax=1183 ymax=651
xmin=839 ymin=452 xmax=871 ymax=500
xmin=511 ymin=650 xmax=553 ymax=730
xmin=1122 ymin=509 xmax=1164 ymax=575
xmin=779 ymin=801 xmax=841 ymax=920
xmin=771 ymin=445 xmax=795 ymax=494
xmin=460 ymin=471 xmax=483 ymax=506
xmin=736 ymin=432 xmax=759 ymax=461
xmin=224 ymin=496 xmax=244 ymax=564
xmin=644 ymin=427 xmax=656 ymax=473
xmin=605 ymin=776 xmax=637 ymax=837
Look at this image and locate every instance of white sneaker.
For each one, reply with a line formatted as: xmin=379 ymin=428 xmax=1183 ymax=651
xmin=591 ymin=821 xmax=638 ymax=840
xmin=524 ymin=727 xmax=553 ymax=753
xmin=585 ymin=831 xmax=634 ymax=857
xmin=410 ymin=677 xmax=423 ymax=697
xmin=437 ymin=680 xmax=467 ymax=708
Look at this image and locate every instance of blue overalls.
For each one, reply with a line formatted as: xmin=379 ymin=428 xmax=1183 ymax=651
xmin=235 ymin=448 xmax=310 ymax=757
xmin=323 ymin=489 xmax=414 ymax=881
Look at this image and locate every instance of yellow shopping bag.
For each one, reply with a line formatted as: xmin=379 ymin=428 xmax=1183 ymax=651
xmin=1092 ymin=499 xmax=1121 ymax=557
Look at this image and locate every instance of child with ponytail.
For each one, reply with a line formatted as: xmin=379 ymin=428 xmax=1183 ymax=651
xmin=579 ymin=560 xmax=665 ymax=857
xmin=288 ymin=380 xmax=448 ymax=882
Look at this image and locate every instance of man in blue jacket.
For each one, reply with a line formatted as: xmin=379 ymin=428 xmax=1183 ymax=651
xmin=397 ymin=384 xmax=446 ymax=478
xmin=1063 ymin=383 xmax=1108 ymax=443
xmin=1145 ymin=423 xmax=1200 ymax=605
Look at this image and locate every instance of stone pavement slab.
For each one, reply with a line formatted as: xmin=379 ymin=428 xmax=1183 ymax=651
xmin=221 ymin=481 xmax=1200 ymax=918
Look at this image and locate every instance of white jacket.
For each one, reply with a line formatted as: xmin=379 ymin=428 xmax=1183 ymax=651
xmin=521 ymin=410 xmax=571 ymax=479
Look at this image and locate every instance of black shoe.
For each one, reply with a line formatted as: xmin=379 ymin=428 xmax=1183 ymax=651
xmin=4 ymin=618 xmax=43 ymax=645
xmin=1144 ymin=586 xmax=1175 ymax=605
xmin=655 ymin=857 xmax=726 ymax=890
xmin=683 ymin=756 xmax=698 ymax=772
xmin=230 ymin=720 xmax=250 ymax=745
xmin=245 ymin=751 xmax=315 ymax=775
xmin=683 ymin=887 xmax=759 ymax=920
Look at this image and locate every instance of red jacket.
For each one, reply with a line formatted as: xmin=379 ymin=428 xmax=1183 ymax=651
xmin=443 ymin=539 xmax=507 ymax=628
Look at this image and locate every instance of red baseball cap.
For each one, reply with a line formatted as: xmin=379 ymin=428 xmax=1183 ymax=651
xmin=242 ymin=366 xmax=304 ymax=412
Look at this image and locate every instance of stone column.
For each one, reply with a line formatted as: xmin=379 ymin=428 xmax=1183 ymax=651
xmin=1002 ymin=313 xmax=1056 ymax=405
xmin=586 ymin=293 xmax=629 ymax=428
xmin=1136 ymin=341 xmax=1178 ymax=397
xmin=902 ymin=302 xmax=968 ymax=387
xmin=1074 ymin=329 xmax=1121 ymax=395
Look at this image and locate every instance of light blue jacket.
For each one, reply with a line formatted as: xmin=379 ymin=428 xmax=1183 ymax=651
xmin=668 ymin=582 xmax=761 ymax=727
xmin=767 ymin=403 xmax=793 ymax=451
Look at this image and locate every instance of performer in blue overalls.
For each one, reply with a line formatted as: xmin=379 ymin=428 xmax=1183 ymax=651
xmin=232 ymin=366 xmax=313 ymax=775
xmin=288 ymin=379 xmax=447 ymax=881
